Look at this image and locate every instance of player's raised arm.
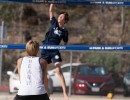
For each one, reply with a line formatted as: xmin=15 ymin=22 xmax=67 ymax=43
xmin=49 ymin=4 xmax=54 ymax=20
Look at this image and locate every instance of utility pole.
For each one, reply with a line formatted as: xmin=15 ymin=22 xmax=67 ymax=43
xmin=0 ymin=21 xmax=4 ymax=86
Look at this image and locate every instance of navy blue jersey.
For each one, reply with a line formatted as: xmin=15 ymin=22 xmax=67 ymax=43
xmin=43 ymin=17 xmax=68 ymax=45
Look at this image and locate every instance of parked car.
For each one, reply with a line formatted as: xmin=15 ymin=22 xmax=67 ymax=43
xmin=48 ymin=63 xmax=81 ymax=90
xmin=123 ymin=71 xmax=130 ymax=96
xmin=72 ymin=64 xmax=115 ymax=95
xmin=7 ymin=67 xmax=53 ymax=94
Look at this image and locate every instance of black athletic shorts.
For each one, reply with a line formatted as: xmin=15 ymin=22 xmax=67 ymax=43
xmin=13 ymin=93 xmax=50 ymax=100
xmin=41 ymin=49 xmax=62 ymax=64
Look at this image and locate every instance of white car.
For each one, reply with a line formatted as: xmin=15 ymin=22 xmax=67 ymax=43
xmin=48 ymin=63 xmax=82 ymax=89
xmin=7 ymin=67 xmax=53 ymax=94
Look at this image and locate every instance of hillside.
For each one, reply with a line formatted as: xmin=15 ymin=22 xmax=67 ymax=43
xmin=1 ymin=3 xmax=130 ymax=85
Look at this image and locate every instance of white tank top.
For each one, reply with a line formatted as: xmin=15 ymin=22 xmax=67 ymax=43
xmin=18 ymin=56 xmax=46 ymax=95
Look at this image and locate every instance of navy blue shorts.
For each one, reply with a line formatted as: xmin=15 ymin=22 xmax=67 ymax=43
xmin=13 ymin=93 xmax=50 ymax=100
xmin=41 ymin=49 xmax=62 ymax=64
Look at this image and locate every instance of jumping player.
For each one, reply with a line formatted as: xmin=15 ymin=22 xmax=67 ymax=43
xmin=41 ymin=4 xmax=69 ymax=100
xmin=14 ymin=40 xmax=50 ymax=100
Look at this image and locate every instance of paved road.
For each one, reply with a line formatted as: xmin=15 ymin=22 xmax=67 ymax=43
xmin=0 ymin=92 xmax=130 ymax=100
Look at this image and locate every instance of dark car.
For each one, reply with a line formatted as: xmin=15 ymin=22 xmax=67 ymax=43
xmin=72 ymin=64 xmax=115 ymax=95
xmin=123 ymin=71 xmax=130 ymax=96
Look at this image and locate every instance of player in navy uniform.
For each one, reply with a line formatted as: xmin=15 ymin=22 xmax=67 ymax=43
xmin=41 ymin=4 xmax=69 ymax=100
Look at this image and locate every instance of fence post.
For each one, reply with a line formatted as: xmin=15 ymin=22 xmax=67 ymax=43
xmin=68 ymin=51 xmax=73 ymax=96
xmin=0 ymin=21 xmax=4 ymax=86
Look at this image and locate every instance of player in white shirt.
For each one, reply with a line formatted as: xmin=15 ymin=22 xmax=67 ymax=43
xmin=14 ymin=40 xmax=50 ymax=100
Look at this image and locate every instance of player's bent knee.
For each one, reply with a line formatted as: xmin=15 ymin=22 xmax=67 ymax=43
xmin=54 ymin=62 xmax=61 ymax=66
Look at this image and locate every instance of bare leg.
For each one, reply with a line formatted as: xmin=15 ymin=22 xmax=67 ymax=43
xmin=55 ymin=62 xmax=69 ymax=100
